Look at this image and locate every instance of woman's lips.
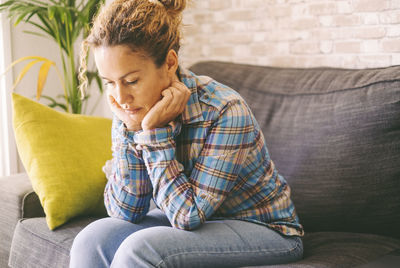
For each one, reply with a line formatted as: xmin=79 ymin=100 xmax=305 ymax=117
xmin=124 ymin=108 xmax=141 ymax=115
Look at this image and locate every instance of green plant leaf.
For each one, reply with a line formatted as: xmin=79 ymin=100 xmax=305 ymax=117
xmin=22 ymin=30 xmax=48 ymax=38
xmin=1 ymin=0 xmax=105 ymax=114
xmin=40 ymin=95 xmax=68 ymax=111
xmin=47 ymin=5 xmax=56 ymax=20
xmin=14 ymin=11 xmax=29 ymax=26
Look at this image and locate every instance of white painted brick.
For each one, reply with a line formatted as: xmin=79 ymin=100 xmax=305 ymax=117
xmin=266 ymin=29 xmax=308 ymax=41
xmin=331 ymin=28 xmax=355 ymax=40
xmin=358 ymin=55 xmax=392 ymax=68
xmin=291 ymin=18 xmax=320 ymax=29
xmin=190 ymin=0 xmax=208 ymax=9
xmin=353 ymin=27 xmax=386 ymax=39
xmin=202 ymin=46 xmax=211 ymax=57
xmin=182 ymin=24 xmax=199 ymax=35
xmin=308 ymin=2 xmax=337 ymax=15
xmin=211 ymin=46 xmax=234 ymax=57
xmin=388 ymin=0 xmax=400 ymax=9
xmin=353 ymin=0 xmax=388 ymax=12
xmin=245 ymin=21 xmax=276 ymax=31
xmin=291 ymin=4 xmax=309 ymax=18
xmin=362 ymin=13 xmax=380 ymax=25
xmin=290 ymin=41 xmax=320 ymax=54
xmin=209 ymin=0 xmax=232 ymax=10
xmin=194 ymin=13 xmax=214 ymax=24
xmin=361 ymin=40 xmax=381 ymax=53
xmin=320 ymin=41 xmax=333 ymax=54
xmin=253 ymin=32 xmax=267 ymax=42
xmin=231 ymin=0 xmax=243 ymax=8
xmin=263 ymin=56 xmax=298 ymax=68
xmin=226 ymin=10 xmax=255 ymax=21
xmin=332 ymin=15 xmax=361 ymax=26
xmin=379 ymin=10 xmax=400 ymax=24
xmin=266 ymin=5 xmax=292 ymax=18
xmin=319 ymin=16 xmax=333 ymax=27
xmin=200 ymin=24 xmax=213 ymax=34
xmin=181 ymin=0 xmax=398 ymax=69
xmin=233 ymin=45 xmax=251 ymax=57
xmin=337 ymin=1 xmax=354 ymax=14
xmin=213 ymin=11 xmax=226 ymax=23
xmin=224 ymin=33 xmax=254 ymax=44
xmin=312 ymin=29 xmax=334 ymax=40
xmin=330 ymin=55 xmax=359 ymax=68
xmin=335 ymin=41 xmax=362 ymax=53
xmin=391 ymin=53 xmax=400 ymax=65
xmin=233 ymin=22 xmax=249 ymax=32
xmin=242 ymin=0 xmax=268 ymax=8
xmin=210 ymin=24 xmax=233 ymax=34
xmin=251 ymin=42 xmax=289 ymax=56
xmin=382 ymin=39 xmax=400 ymax=52
xmin=386 ymin=26 xmax=400 ymax=37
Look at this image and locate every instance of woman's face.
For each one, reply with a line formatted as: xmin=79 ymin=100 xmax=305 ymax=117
xmin=94 ymin=45 xmax=171 ymax=130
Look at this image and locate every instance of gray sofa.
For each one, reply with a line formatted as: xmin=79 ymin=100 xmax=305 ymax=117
xmin=1 ymin=61 xmax=399 ymax=268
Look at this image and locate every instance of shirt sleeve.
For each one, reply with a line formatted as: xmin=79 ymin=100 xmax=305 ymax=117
xmin=104 ymin=115 xmax=153 ymax=222
xmin=134 ymin=100 xmax=254 ymax=230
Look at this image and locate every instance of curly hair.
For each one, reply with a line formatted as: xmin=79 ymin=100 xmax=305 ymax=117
xmin=78 ymin=0 xmax=187 ymax=98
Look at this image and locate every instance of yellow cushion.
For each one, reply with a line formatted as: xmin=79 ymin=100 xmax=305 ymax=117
xmin=12 ymin=93 xmax=112 ymax=230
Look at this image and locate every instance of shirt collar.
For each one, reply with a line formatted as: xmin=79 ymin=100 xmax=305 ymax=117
xmin=178 ymin=66 xmax=205 ymax=124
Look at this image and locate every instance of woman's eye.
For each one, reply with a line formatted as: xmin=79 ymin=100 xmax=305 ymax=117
xmin=104 ymin=81 xmax=113 ymax=86
xmin=126 ymin=80 xmax=138 ymax=85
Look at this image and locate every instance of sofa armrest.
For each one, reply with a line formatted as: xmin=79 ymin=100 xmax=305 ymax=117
xmin=0 ymin=173 xmax=44 ymax=267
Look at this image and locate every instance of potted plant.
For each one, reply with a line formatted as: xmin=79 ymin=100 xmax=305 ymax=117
xmin=0 ymin=0 xmax=105 ymax=114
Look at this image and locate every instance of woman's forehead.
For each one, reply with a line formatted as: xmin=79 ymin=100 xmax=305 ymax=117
xmin=94 ymin=45 xmax=152 ymax=79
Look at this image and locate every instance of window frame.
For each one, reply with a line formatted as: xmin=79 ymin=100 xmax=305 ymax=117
xmin=0 ymin=11 xmax=18 ymax=176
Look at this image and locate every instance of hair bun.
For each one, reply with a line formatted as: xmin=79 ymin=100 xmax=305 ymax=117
xmin=158 ymin=0 xmax=187 ymax=13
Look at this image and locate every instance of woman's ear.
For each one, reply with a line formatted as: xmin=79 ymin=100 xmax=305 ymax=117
xmin=165 ymin=49 xmax=179 ymax=81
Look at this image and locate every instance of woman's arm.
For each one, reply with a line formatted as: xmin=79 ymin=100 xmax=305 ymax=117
xmin=104 ymin=116 xmax=153 ymax=222
xmin=134 ymin=100 xmax=255 ymax=230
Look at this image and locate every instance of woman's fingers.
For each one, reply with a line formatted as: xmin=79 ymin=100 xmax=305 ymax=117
xmin=170 ymin=81 xmax=191 ymax=113
xmin=142 ymin=81 xmax=191 ymax=130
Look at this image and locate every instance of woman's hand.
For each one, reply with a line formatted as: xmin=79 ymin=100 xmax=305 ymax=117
xmin=142 ymin=80 xmax=191 ymax=131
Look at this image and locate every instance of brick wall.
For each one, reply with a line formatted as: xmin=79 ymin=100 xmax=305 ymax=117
xmin=180 ymin=0 xmax=400 ymax=69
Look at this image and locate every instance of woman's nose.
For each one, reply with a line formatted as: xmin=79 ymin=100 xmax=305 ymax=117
xmin=115 ymin=84 xmax=133 ymax=105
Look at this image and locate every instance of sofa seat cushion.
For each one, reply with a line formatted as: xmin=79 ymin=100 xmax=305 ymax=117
xmin=244 ymin=232 xmax=400 ymax=268
xmin=9 ymin=218 xmax=400 ymax=268
xmin=295 ymin=232 xmax=400 ymax=267
xmin=9 ymin=217 xmax=100 ymax=268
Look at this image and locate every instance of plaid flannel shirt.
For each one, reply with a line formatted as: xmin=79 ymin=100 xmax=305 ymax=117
xmin=104 ymin=67 xmax=304 ymax=237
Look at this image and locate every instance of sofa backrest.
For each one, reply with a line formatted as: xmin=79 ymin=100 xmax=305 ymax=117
xmin=190 ymin=61 xmax=400 ymax=239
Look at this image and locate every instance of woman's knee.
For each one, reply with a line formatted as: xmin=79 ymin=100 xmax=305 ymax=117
xmin=111 ymin=226 xmax=172 ymax=268
xmin=70 ymin=217 xmax=134 ymax=268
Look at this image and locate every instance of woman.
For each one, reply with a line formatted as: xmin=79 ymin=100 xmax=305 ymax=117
xmin=70 ymin=0 xmax=304 ymax=267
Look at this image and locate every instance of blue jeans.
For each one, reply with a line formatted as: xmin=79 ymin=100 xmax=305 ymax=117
xmin=69 ymin=209 xmax=303 ymax=268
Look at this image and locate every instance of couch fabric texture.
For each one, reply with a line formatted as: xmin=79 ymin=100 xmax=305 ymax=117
xmin=1 ymin=61 xmax=399 ymax=268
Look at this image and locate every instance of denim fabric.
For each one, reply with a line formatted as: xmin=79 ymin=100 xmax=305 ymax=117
xmin=70 ymin=209 xmax=303 ymax=268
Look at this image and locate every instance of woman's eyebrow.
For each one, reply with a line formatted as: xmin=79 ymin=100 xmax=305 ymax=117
xmin=100 ymin=70 xmax=140 ymax=81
